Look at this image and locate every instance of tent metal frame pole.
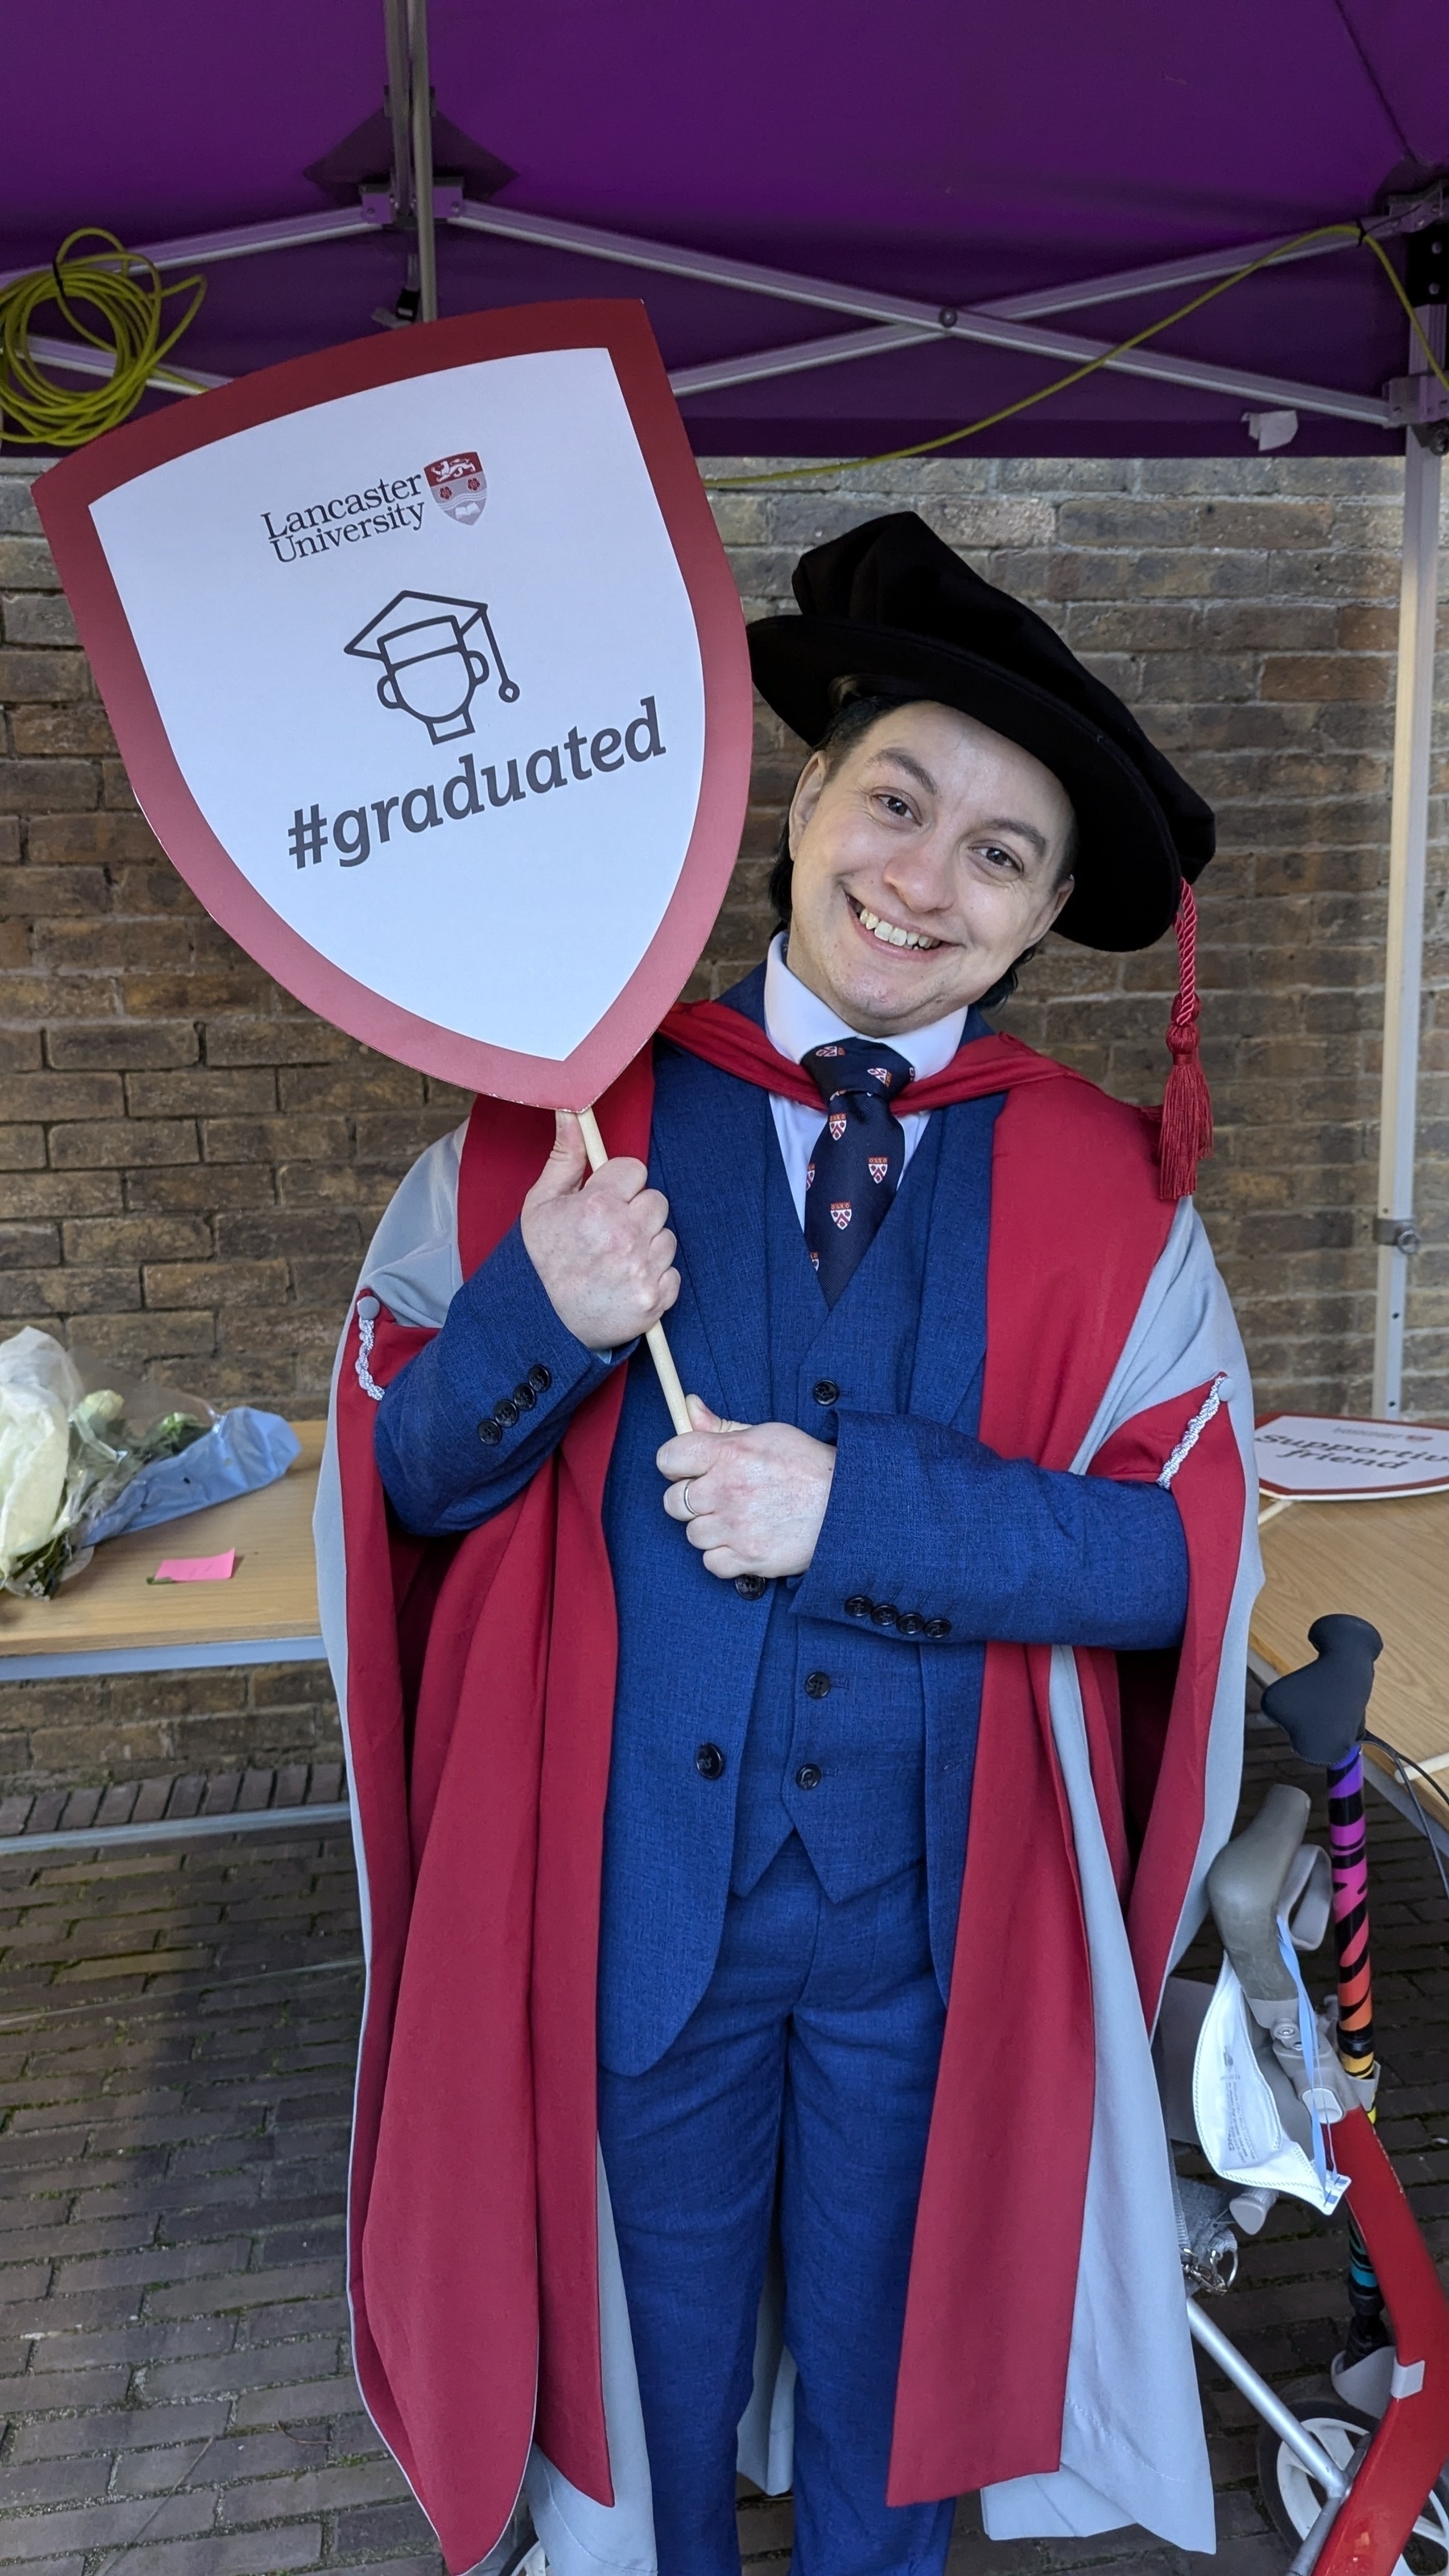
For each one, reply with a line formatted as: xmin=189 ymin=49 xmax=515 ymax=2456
xmin=0 ymin=208 xmax=378 ymax=299
xmin=407 ymin=0 xmax=438 ymax=322
xmin=27 ymin=334 xmax=225 ymax=395
xmin=382 ymin=0 xmax=413 ymax=223
xmin=447 ymin=198 xmax=1392 ymax=427
xmin=4 ymin=171 xmax=1425 ymax=432
xmin=25 ymin=240 xmax=1391 ymax=427
xmin=976 ymin=212 xmax=1422 ymax=322
xmin=668 ymin=323 xmax=939 ymax=399
xmin=63 ymin=189 xmax=1417 ymax=305
xmin=1372 ymin=402 xmax=1443 ymax=1415
xmin=15 ymin=292 xmax=1395 ymax=429
xmin=663 ymin=317 xmax=1385 ymax=420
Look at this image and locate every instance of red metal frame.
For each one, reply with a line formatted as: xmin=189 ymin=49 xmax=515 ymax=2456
xmin=33 ymin=300 xmax=755 ymax=1108
xmin=1316 ymin=2109 xmax=1449 ymax=2576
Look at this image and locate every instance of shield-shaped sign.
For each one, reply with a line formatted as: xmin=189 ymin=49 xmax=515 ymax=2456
xmin=36 ymin=302 xmax=753 ymax=1108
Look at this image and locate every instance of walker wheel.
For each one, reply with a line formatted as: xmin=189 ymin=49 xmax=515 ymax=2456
xmin=1257 ymin=2403 xmax=1449 ymax=2574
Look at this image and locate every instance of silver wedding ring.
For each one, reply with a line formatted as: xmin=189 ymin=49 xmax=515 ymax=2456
xmin=680 ymin=1481 xmax=696 ymax=1517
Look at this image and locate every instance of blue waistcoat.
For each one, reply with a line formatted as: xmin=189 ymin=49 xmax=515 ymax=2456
xmin=597 ymin=1030 xmax=1000 ymax=2073
xmin=727 ymin=1106 xmax=989 ymax=1901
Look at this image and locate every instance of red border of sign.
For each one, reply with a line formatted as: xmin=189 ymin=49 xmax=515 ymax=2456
xmin=35 ymin=301 xmax=754 ymax=1109
xmin=1255 ymin=1410 xmax=1449 ymax=1500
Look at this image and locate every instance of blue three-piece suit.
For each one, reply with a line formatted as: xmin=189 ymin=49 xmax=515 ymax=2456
xmin=374 ymin=964 xmax=1187 ymax=2576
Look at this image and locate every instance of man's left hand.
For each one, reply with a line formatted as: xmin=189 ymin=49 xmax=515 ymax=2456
xmin=658 ymin=1395 xmax=836 ymax=1579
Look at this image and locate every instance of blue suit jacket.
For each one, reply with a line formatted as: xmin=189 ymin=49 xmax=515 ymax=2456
xmin=375 ymin=968 xmax=1187 ymax=2071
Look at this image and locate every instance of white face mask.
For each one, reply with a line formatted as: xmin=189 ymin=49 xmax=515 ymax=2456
xmin=1191 ymin=1946 xmax=1351 ymax=2217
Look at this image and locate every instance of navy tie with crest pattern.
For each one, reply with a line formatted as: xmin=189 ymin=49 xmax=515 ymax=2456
xmin=800 ymin=1038 xmax=913 ymax=1304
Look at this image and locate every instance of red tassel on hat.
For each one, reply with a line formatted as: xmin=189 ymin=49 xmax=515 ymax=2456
xmin=1157 ymin=882 xmax=1213 ymax=1202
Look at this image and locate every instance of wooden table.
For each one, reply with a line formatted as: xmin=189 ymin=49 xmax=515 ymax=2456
xmin=2 ymin=1422 xmax=1442 ymax=1822
xmin=0 ymin=1422 xmax=325 ymax=1682
xmin=1251 ymin=1485 xmax=1449 ymax=1831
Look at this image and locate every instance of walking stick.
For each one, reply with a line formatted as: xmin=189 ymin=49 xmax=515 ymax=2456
xmin=1325 ymin=1719 xmax=1387 ymax=2368
xmin=1263 ymin=1616 xmax=1388 ymax=2363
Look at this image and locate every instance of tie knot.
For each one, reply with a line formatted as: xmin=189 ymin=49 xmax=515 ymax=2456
xmin=800 ymin=1038 xmax=912 ymax=1109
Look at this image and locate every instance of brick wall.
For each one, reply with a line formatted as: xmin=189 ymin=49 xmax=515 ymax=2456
xmin=2 ymin=451 xmax=1446 ymax=1786
xmin=711 ymin=457 xmax=1449 ymax=1422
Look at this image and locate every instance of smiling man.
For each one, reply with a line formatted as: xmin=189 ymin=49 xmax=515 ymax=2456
xmin=320 ymin=515 xmax=1261 ymax=2576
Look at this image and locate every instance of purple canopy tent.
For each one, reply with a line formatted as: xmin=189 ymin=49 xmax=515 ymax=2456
xmin=4 ymin=0 xmax=1447 ymax=1406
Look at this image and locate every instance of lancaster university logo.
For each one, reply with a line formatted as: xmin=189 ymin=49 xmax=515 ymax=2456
xmin=424 ymin=453 xmax=487 ymax=524
xmin=259 ymin=448 xmax=486 ymax=563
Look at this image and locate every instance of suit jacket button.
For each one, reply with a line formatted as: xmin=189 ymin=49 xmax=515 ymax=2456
xmin=695 ymin=1743 xmax=725 ymax=1780
xmin=844 ymin=1595 xmax=872 ymax=1619
xmin=527 ymin=1363 xmax=552 ymax=1393
xmin=795 ymin=1763 xmax=822 ymax=1790
xmin=513 ymin=1379 xmax=537 ymax=1411
xmin=812 ymin=1379 xmax=840 ymax=1406
xmin=871 ymin=1602 xmax=898 ymax=1628
xmin=804 ymin=1670 xmax=832 ymax=1699
xmin=477 ymin=1418 xmax=503 ymax=1447
xmin=494 ymin=1396 xmax=520 ymax=1428
xmin=926 ymin=1616 xmax=952 ymax=1639
xmin=898 ymin=1612 xmax=926 ymax=1637
xmin=734 ymin=1574 xmax=767 ymax=1600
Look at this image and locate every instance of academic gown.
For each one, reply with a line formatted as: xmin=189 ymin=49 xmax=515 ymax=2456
xmin=315 ymin=1000 xmax=1261 ymax=2575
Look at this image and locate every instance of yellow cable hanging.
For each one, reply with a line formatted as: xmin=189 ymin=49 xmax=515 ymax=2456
xmin=1359 ymin=225 xmax=1449 ymax=398
xmin=702 ymin=221 xmax=1394 ymax=489
xmin=0 ymin=228 xmax=206 ymax=450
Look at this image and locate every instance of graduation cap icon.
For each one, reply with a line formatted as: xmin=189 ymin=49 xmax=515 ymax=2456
xmin=344 ymin=590 xmax=519 ymax=744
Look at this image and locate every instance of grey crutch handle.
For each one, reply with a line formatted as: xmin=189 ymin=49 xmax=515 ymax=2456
xmin=1206 ymin=1781 xmax=1311 ymax=2025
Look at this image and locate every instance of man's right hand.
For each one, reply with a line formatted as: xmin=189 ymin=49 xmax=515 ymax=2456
xmin=519 ymin=1111 xmax=679 ymax=1352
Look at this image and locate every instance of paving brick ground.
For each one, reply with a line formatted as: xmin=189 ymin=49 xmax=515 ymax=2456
xmin=0 ymin=1728 xmax=1445 ymax=2575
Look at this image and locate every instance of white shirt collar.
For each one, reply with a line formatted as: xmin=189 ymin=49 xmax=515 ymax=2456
xmin=762 ymin=931 xmax=968 ymax=1080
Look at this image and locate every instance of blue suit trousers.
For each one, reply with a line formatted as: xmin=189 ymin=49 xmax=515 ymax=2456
xmin=597 ymin=1835 xmax=956 ymax=2576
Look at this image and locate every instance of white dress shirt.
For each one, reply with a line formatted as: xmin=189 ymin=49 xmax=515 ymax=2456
xmin=762 ymin=932 xmax=968 ymax=1227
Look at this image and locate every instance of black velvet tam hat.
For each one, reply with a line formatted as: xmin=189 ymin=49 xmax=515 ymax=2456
xmin=746 ymin=510 xmax=1215 ymax=952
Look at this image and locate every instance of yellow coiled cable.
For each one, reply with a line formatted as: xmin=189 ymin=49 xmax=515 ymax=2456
xmin=0 ymin=227 xmax=206 ymax=450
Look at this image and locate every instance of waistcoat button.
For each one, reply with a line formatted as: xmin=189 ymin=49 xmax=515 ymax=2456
xmin=695 ymin=1743 xmax=725 ymax=1780
xmin=795 ymin=1763 xmax=822 ymax=1790
xmin=812 ymin=1379 xmax=840 ymax=1406
xmin=734 ymin=1574 xmax=767 ymax=1600
xmin=803 ymin=1670 xmax=832 ymax=1699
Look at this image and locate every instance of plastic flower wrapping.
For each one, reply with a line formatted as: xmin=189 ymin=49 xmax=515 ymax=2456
xmin=0 ymin=1327 xmax=299 ymax=1600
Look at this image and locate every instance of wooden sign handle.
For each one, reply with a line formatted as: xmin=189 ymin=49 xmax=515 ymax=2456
xmin=576 ymin=1104 xmax=693 ymax=1435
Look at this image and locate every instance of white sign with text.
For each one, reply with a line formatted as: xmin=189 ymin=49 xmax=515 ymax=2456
xmin=38 ymin=306 xmax=752 ymax=1106
xmin=1255 ymin=1414 xmax=1449 ymax=1499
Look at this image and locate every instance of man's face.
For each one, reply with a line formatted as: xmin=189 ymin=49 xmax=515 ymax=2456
xmin=783 ymin=700 xmax=1076 ymax=1034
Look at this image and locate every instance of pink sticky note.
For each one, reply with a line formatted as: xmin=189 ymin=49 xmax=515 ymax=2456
xmin=151 ymin=1550 xmax=236 ymax=1583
